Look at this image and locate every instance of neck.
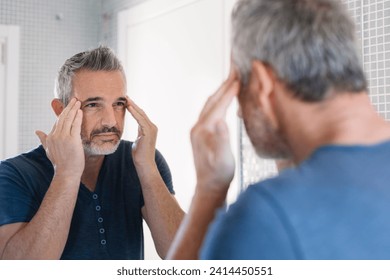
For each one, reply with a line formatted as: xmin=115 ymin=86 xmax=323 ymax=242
xmin=81 ymin=154 xmax=105 ymax=192
xmin=278 ymin=91 xmax=390 ymax=163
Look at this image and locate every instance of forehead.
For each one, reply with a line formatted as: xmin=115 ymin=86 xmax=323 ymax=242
xmin=72 ymin=70 xmax=126 ymax=100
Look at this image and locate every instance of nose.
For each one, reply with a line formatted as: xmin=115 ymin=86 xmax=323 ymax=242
xmin=101 ymin=106 xmax=117 ymax=128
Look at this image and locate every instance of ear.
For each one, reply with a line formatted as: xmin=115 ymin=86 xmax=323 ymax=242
xmin=51 ymin=98 xmax=64 ymax=117
xmin=250 ymin=60 xmax=279 ymax=130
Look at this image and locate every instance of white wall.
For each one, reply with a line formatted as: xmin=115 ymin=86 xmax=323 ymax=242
xmin=0 ymin=25 xmax=19 ymax=160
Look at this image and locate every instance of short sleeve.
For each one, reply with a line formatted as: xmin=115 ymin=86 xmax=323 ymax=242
xmin=0 ymin=161 xmax=40 ymax=226
xmin=154 ymin=149 xmax=175 ymax=195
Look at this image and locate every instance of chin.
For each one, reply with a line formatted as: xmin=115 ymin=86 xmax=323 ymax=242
xmin=83 ymin=141 xmax=121 ymax=156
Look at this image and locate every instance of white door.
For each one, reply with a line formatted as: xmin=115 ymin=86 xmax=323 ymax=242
xmin=118 ymin=0 xmax=238 ymax=259
xmin=0 ymin=25 xmax=19 ymax=160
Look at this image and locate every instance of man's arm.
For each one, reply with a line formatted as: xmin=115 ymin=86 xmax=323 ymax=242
xmin=138 ymin=165 xmax=184 ymax=259
xmin=0 ymin=99 xmax=84 ymax=259
xmin=167 ymin=70 xmax=239 ymax=259
xmin=0 ymin=174 xmax=81 ymax=259
xmin=126 ymin=98 xmax=185 ymax=259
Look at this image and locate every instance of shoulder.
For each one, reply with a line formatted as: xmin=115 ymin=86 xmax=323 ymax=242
xmin=0 ymin=146 xmax=50 ymax=176
xmin=0 ymin=146 xmax=52 ymax=188
xmin=0 ymin=147 xmax=49 ymax=225
xmin=200 ymin=174 xmax=306 ymax=260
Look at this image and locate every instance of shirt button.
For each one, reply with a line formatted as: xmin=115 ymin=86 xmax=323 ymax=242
xmin=101 ymin=239 xmax=106 ymax=245
xmin=96 ymin=205 xmax=101 ymax=211
xmin=99 ymin=228 xmax=105 ymax=234
xmin=98 ymin=217 xmax=103 ymax=223
xmin=92 ymin=194 xmax=98 ymax=199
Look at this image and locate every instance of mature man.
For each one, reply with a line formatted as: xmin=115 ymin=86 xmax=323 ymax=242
xmin=0 ymin=46 xmax=184 ymax=259
xmin=168 ymin=0 xmax=390 ymax=259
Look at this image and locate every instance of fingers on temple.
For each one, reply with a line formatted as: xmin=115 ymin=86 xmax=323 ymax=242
xmin=70 ymin=109 xmax=83 ymax=137
xmin=126 ymin=97 xmax=151 ymax=126
xmin=200 ymin=79 xmax=240 ymax=125
xmin=55 ymin=98 xmax=76 ymax=133
xmin=58 ymin=99 xmax=81 ymax=134
xmin=200 ymin=73 xmax=239 ymax=120
xmin=228 ymin=63 xmax=239 ymax=80
xmin=217 ymin=80 xmax=240 ymax=116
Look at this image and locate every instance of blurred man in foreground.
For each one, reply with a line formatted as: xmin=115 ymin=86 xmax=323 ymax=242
xmin=168 ymin=0 xmax=390 ymax=259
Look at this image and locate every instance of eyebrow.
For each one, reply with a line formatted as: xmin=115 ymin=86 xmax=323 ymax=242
xmin=80 ymin=97 xmax=103 ymax=105
xmin=117 ymin=97 xmax=127 ymax=103
xmin=80 ymin=96 xmax=127 ymax=106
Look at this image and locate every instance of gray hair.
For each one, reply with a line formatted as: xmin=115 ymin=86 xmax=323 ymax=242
xmin=55 ymin=46 xmax=126 ymax=105
xmin=232 ymin=0 xmax=367 ymax=101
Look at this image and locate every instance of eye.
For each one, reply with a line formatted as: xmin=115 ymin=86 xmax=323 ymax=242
xmin=85 ymin=102 xmax=98 ymax=108
xmin=115 ymin=101 xmax=126 ymax=107
xmin=82 ymin=102 xmax=102 ymax=111
xmin=113 ymin=101 xmax=126 ymax=110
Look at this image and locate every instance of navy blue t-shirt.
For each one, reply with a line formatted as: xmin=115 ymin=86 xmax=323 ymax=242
xmin=0 ymin=140 xmax=174 ymax=259
xmin=201 ymin=141 xmax=390 ymax=259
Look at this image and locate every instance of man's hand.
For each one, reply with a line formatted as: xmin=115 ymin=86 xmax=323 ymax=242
xmin=190 ymin=69 xmax=240 ymax=193
xmin=126 ymin=97 xmax=158 ymax=167
xmin=35 ymin=98 xmax=84 ymax=178
xmin=1 ymin=98 xmax=85 ymax=259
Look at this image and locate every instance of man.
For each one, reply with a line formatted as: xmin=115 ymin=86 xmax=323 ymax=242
xmin=168 ymin=0 xmax=390 ymax=259
xmin=0 ymin=46 xmax=184 ymax=259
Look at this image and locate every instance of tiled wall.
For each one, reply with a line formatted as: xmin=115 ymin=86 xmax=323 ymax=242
xmin=343 ymin=0 xmax=390 ymax=117
xmin=240 ymin=0 xmax=390 ymax=189
xmin=0 ymin=0 xmax=101 ymax=152
xmin=360 ymin=0 xmax=390 ymax=118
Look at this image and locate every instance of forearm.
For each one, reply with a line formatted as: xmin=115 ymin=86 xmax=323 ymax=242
xmin=1 ymin=174 xmax=80 ymax=259
xmin=137 ymin=165 xmax=184 ymax=259
xmin=167 ymin=187 xmax=227 ymax=260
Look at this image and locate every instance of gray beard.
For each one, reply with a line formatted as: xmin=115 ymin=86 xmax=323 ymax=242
xmin=243 ymin=109 xmax=291 ymax=160
xmin=82 ymin=140 xmax=121 ymax=156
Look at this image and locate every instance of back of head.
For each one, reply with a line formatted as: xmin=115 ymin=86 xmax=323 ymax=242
xmin=232 ymin=0 xmax=367 ymax=101
xmin=55 ymin=46 xmax=125 ymax=105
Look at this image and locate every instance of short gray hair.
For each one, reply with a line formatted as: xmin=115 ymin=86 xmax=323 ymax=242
xmin=55 ymin=46 xmax=126 ymax=105
xmin=232 ymin=0 xmax=367 ymax=101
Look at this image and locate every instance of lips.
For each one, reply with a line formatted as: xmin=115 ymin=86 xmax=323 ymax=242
xmin=93 ymin=133 xmax=120 ymax=139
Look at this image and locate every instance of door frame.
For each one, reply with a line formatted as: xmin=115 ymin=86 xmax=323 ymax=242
xmin=0 ymin=25 xmax=20 ymax=159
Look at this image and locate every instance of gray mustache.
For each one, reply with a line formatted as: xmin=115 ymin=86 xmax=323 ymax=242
xmin=91 ymin=127 xmax=121 ymax=136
